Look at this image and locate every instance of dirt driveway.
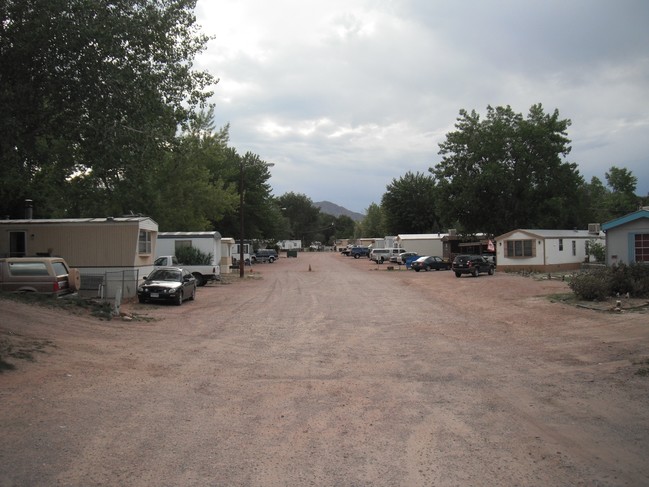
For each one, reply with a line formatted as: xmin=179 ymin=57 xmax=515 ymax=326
xmin=1 ymin=252 xmax=648 ymax=486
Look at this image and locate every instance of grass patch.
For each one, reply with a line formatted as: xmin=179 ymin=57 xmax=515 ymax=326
xmin=0 ymin=332 xmax=56 ymax=373
xmin=634 ymin=358 xmax=649 ymax=377
xmin=546 ymin=293 xmax=578 ymax=304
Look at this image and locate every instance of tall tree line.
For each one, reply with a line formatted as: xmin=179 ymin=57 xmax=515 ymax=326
xmin=366 ymin=104 xmax=646 ymax=237
xmin=0 ymin=0 xmax=214 ymax=220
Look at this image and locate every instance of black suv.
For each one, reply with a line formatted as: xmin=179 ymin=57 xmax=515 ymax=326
xmin=451 ymin=254 xmax=495 ymax=277
xmin=251 ymin=249 xmax=278 ymax=263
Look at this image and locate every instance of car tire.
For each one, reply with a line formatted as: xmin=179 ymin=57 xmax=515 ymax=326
xmin=354 ymin=254 xmax=360 ymax=259
xmin=455 ymin=272 xmax=462 ymax=278
xmin=175 ymin=291 xmax=183 ymax=306
xmin=193 ymin=273 xmax=205 ymax=287
xmin=189 ymin=285 xmax=196 ymax=300
xmin=488 ymin=267 xmax=494 ymax=275
xmin=138 ymin=296 xmax=146 ymax=303
xmin=414 ymin=268 xmax=420 ymax=272
xmin=472 ymin=268 xmax=479 ymax=277
xmin=269 ymin=257 xmax=275 ymax=263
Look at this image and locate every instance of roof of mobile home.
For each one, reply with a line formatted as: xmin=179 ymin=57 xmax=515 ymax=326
xmin=0 ymin=216 xmax=157 ymax=227
xmin=158 ymin=231 xmax=222 ymax=239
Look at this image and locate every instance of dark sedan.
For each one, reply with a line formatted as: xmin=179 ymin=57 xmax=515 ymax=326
xmin=410 ymin=256 xmax=451 ymax=272
xmin=137 ymin=267 xmax=196 ymax=305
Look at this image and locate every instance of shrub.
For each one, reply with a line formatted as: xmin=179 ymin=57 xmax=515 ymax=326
xmin=568 ymin=269 xmax=611 ymax=301
xmin=569 ymin=263 xmax=649 ymax=301
xmin=608 ymin=263 xmax=649 ymax=297
xmin=175 ymin=246 xmax=213 ymax=265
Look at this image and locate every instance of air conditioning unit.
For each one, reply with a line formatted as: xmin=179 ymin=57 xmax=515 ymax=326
xmin=588 ymin=223 xmax=601 ymax=234
xmin=448 ymin=228 xmax=457 ymax=236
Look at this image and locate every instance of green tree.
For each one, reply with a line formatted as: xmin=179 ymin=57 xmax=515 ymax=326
xmin=431 ymin=104 xmax=584 ymax=236
xmin=331 ymin=215 xmax=356 ymax=242
xmin=605 ymin=166 xmax=639 ymax=217
xmin=276 ymin=192 xmax=322 ymax=246
xmin=214 ymin=149 xmax=277 ymax=240
xmin=359 ymin=203 xmax=386 ymax=237
xmin=0 ymin=0 xmax=215 ymax=218
xmin=381 ymin=171 xmax=440 ymax=234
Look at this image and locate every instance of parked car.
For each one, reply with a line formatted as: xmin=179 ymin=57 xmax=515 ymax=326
xmin=390 ymin=251 xmax=418 ymax=265
xmin=0 ymin=256 xmax=78 ymax=296
xmin=251 ymin=249 xmax=278 ymax=263
xmin=137 ymin=267 xmax=196 ymax=305
xmin=369 ymin=248 xmax=404 ymax=263
xmin=410 ymin=256 xmax=451 ymax=272
xmin=350 ymin=246 xmax=370 ymax=259
xmin=451 ymin=254 xmax=495 ymax=277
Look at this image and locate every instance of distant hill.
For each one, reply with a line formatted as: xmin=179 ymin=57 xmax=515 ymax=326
xmin=315 ymin=201 xmax=365 ymax=222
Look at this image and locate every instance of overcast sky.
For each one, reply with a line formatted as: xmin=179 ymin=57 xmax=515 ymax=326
xmin=195 ymin=0 xmax=649 ymax=214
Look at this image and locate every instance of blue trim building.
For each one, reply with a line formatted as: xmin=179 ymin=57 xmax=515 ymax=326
xmin=601 ymin=208 xmax=649 ymax=265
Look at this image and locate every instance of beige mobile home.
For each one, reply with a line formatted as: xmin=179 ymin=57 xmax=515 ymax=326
xmin=0 ymin=217 xmax=158 ymax=297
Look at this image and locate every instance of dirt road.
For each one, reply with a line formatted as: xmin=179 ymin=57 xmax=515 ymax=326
xmin=1 ymin=252 xmax=648 ymax=486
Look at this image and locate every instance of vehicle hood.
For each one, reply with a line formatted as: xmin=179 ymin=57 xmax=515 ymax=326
xmin=140 ymin=280 xmax=181 ymax=290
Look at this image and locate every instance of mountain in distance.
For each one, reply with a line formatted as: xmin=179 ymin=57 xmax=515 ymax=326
xmin=315 ymin=201 xmax=365 ymax=222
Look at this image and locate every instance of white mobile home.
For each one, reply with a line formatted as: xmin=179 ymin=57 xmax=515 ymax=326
xmin=396 ymin=234 xmax=448 ymax=257
xmin=494 ymin=228 xmax=604 ymax=272
xmin=156 ymin=231 xmax=222 ymax=267
xmin=277 ymin=239 xmax=302 ymax=251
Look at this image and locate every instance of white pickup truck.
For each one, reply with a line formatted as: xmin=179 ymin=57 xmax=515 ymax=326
xmin=153 ymin=255 xmax=220 ymax=286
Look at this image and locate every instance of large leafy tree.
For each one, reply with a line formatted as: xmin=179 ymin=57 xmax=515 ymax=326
xmin=604 ymin=166 xmax=639 ymax=217
xmin=275 ymin=192 xmax=321 ymax=246
xmin=0 ymin=0 xmax=215 ymax=218
xmin=381 ymin=171 xmax=441 ymax=234
xmin=431 ymin=104 xmax=585 ymax=236
xmin=213 ymin=148 xmax=277 ymax=240
xmin=359 ymin=202 xmax=386 ymax=238
xmin=330 ymin=214 xmax=356 ymax=242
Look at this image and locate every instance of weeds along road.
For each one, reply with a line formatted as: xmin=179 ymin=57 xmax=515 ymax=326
xmin=1 ymin=252 xmax=649 ymax=486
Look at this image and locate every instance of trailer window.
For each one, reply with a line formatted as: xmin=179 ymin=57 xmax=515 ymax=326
xmin=138 ymin=230 xmax=152 ymax=254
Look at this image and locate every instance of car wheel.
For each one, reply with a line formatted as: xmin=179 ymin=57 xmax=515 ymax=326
xmin=138 ymin=296 xmax=146 ymax=303
xmin=175 ymin=291 xmax=183 ymax=306
xmin=189 ymin=285 xmax=196 ymax=300
xmin=455 ymin=272 xmax=462 ymax=278
xmin=269 ymin=257 xmax=275 ymax=263
xmin=414 ymin=268 xmax=420 ymax=272
xmin=193 ymin=273 xmax=205 ymax=287
xmin=488 ymin=267 xmax=494 ymax=275
xmin=354 ymin=254 xmax=360 ymax=259
xmin=472 ymin=268 xmax=479 ymax=277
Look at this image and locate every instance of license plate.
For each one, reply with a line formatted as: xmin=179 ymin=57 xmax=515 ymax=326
xmin=150 ymin=293 xmax=159 ymax=298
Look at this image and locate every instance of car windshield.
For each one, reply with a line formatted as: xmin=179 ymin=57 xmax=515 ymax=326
xmin=148 ymin=269 xmax=181 ymax=281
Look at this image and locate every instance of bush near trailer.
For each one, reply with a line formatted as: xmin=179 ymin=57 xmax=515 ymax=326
xmin=175 ymin=246 xmax=213 ymax=266
xmin=569 ymin=263 xmax=649 ymax=301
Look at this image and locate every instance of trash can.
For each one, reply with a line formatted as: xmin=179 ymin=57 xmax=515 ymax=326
xmin=286 ymin=250 xmax=298 ymax=258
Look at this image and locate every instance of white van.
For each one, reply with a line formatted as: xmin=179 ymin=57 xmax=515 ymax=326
xmin=369 ymin=248 xmax=403 ymax=263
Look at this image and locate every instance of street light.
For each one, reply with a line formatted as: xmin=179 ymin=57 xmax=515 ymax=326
xmin=239 ymin=159 xmax=274 ymax=278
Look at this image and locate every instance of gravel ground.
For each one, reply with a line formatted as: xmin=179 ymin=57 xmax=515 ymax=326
xmin=1 ymin=252 xmax=648 ymax=486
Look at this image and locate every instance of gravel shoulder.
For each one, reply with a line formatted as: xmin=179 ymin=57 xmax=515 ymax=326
xmin=1 ymin=252 xmax=648 ymax=486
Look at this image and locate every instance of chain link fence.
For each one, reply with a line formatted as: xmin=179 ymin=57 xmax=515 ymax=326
xmin=80 ymin=269 xmax=140 ymax=300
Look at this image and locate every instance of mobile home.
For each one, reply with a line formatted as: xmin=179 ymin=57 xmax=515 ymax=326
xmin=0 ymin=216 xmax=158 ymax=297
